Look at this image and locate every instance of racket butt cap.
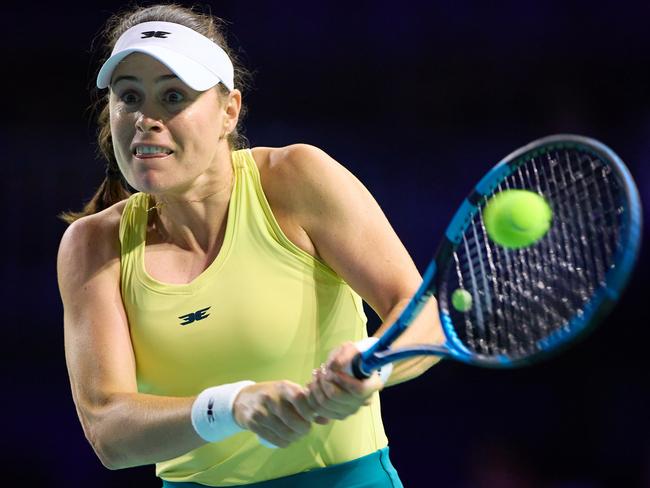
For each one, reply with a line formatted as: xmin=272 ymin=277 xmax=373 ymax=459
xmin=350 ymin=352 xmax=372 ymax=380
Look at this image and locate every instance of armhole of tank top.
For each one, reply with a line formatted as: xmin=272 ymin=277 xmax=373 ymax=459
xmin=117 ymin=197 xmax=129 ymax=247
xmin=243 ymin=148 xmax=344 ymax=283
xmin=118 ymin=193 xmax=146 ymax=291
xmin=118 ymin=193 xmax=140 ymax=251
xmin=117 ymin=196 xmax=130 ymax=299
xmin=348 ymin=287 xmax=369 ymax=325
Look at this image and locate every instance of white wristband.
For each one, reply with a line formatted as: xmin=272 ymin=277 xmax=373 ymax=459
xmin=348 ymin=337 xmax=393 ymax=385
xmin=191 ymin=380 xmax=255 ymax=443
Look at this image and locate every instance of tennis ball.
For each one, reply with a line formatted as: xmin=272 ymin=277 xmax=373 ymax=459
xmin=482 ymin=190 xmax=552 ymax=249
xmin=451 ymin=288 xmax=473 ymax=312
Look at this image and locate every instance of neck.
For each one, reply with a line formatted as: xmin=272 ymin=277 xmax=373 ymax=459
xmin=148 ymin=155 xmax=235 ymax=254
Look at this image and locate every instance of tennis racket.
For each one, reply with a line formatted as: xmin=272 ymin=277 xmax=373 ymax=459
xmin=351 ymin=134 xmax=643 ymax=378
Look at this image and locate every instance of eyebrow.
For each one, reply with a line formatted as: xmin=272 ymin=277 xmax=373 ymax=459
xmin=112 ymin=74 xmax=179 ymax=85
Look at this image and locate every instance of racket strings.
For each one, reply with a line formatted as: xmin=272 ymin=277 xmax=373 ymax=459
xmin=563 ymin=150 xmax=618 ymax=285
xmin=560 ymin=153 xmax=602 ymax=289
xmin=447 ymin=147 xmax=622 ymax=359
xmin=518 ymin=164 xmax=555 ymax=338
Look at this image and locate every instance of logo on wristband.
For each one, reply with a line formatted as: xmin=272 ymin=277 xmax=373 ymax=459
xmin=207 ymin=398 xmax=215 ymax=423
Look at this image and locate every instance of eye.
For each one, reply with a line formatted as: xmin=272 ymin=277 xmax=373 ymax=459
xmin=163 ymin=90 xmax=185 ymax=104
xmin=120 ymin=90 xmax=140 ymax=105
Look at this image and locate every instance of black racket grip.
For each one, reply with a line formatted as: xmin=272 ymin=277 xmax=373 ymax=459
xmin=350 ymin=352 xmax=372 ymax=380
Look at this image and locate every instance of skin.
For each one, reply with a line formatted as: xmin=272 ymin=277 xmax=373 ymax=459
xmin=109 ymin=53 xmax=239 ymax=255
xmin=58 ymin=52 xmax=444 ymax=469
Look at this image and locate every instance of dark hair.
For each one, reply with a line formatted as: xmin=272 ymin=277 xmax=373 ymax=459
xmin=59 ymin=3 xmax=252 ymax=224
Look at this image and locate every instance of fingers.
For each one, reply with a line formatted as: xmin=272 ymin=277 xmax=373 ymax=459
xmin=317 ymin=368 xmax=365 ymax=409
xmin=284 ymin=385 xmax=331 ymax=425
xmin=329 ymin=368 xmax=385 ymax=397
xmin=325 ymin=341 xmax=358 ymax=373
xmin=270 ymin=385 xmax=312 ymax=436
xmin=236 ymin=381 xmax=318 ymax=448
xmin=285 ymin=385 xmax=315 ymax=423
xmin=321 ymin=342 xmax=384 ymax=395
xmin=252 ymin=417 xmax=292 ymax=448
xmin=234 ymin=369 xmax=381 ymax=450
xmin=307 ymin=378 xmax=346 ymax=420
xmin=306 ymin=365 xmax=373 ymax=421
xmin=313 ymin=415 xmax=331 ymax=425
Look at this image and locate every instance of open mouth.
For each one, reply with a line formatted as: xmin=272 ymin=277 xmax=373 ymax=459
xmin=133 ymin=145 xmax=174 ymax=157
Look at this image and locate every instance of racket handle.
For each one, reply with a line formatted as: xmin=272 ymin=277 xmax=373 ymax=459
xmin=347 ymin=338 xmax=393 ymax=384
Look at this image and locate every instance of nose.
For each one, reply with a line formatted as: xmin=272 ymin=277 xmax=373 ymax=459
xmin=135 ymin=110 xmax=164 ymax=133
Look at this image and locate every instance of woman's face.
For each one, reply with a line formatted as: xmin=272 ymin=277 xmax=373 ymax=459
xmin=108 ymin=53 xmax=239 ymax=194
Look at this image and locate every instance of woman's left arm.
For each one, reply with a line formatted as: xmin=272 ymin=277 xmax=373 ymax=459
xmin=272 ymin=144 xmax=444 ymax=400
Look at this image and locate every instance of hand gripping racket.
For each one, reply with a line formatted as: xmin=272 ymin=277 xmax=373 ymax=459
xmin=351 ymin=134 xmax=643 ymax=378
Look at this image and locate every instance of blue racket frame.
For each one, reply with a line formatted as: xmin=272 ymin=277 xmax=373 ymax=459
xmin=352 ymin=134 xmax=643 ymax=378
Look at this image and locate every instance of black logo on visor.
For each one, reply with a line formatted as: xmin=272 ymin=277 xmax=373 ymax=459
xmin=141 ymin=31 xmax=171 ymax=39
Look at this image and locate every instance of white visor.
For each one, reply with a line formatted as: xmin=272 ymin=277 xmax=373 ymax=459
xmin=96 ymin=21 xmax=234 ymax=91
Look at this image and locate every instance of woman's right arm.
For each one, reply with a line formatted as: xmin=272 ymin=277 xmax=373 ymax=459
xmin=58 ymin=211 xmax=208 ymax=469
xmin=57 ymin=210 xmax=315 ymax=470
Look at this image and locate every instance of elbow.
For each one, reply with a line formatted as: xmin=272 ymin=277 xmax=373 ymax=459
xmin=90 ymin=418 xmax=144 ymax=470
xmin=93 ymin=438 xmax=125 ymax=471
xmin=83 ymin=421 xmax=124 ymax=470
xmin=97 ymin=452 xmax=120 ymax=471
xmin=102 ymin=460 xmax=121 ymax=471
xmin=88 ymin=417 xmax=136 ymax=470
xmin=95 ymin=440 xmax=149 ymax=471
xmin=78 ymin=399 xmax=128 ymax=470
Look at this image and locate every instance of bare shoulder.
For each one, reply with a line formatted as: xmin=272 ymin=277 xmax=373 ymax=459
xmin=57 ymin=200 xmax=129 ymax=292
xmin=250 ymin=144 xmax=359 ymax=259
xmin=252 ymin=144 xmax=421 ymax=319
xmin=251 ymin=144 xmax=359 ymax=216
xmin=252 ymin=143 xmax=343 ymax=179
xmin=58 ymin=200 xmax=127 ymax=259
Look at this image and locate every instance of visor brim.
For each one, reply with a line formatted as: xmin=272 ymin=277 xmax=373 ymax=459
xmin=96 ymin=45 xmax=222 ymax=91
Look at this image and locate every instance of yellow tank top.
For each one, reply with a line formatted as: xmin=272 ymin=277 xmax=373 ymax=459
xmin=119 ymin=148 xmax=388 ymax=486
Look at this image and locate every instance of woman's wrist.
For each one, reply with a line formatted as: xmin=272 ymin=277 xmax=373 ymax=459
xmin=190 ymin=380 xmax=256 ymax=443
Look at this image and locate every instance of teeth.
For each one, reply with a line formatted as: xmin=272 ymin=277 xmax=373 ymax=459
xmin=135 ymin=146 xmax=172 ymax=155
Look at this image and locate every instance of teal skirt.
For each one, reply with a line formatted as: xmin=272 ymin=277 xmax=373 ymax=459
xmin=161 ymin=446 xmax=403 ymax=488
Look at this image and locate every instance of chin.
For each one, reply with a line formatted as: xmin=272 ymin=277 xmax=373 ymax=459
xmin=126 ymin=175 xmax=167 ymax=194
xmin=124 ymin=165 xmax=170 ymax=192
xmin=121 ymin=156 xmax=178 ymax=193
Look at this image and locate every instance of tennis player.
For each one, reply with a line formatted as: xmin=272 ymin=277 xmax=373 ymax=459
xmin=57 ymin=4 xmax=443 ymax=487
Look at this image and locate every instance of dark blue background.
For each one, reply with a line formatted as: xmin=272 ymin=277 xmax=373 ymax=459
xmin=3 ymin=1 xmax=649 ymax=487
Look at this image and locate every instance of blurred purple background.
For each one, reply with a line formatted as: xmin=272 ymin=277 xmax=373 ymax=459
xmin=2 ymin=1 xmax=649 ymax=486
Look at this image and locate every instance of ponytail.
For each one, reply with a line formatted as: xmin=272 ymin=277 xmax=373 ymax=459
xmin=58 ymin=101 xmax=132 ymax=224
xmin=57 ymin=173 xmax=132 ymax=225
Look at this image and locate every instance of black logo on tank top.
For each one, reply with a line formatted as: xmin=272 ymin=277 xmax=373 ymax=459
xmin=179 ymin=306 xmax=211 ymax=326
xmin=141 ymin=31 xmax=171 ymax=39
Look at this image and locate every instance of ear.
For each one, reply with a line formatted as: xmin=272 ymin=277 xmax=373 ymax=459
xmin=223 ymin=88 xmax=242 ymax=134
